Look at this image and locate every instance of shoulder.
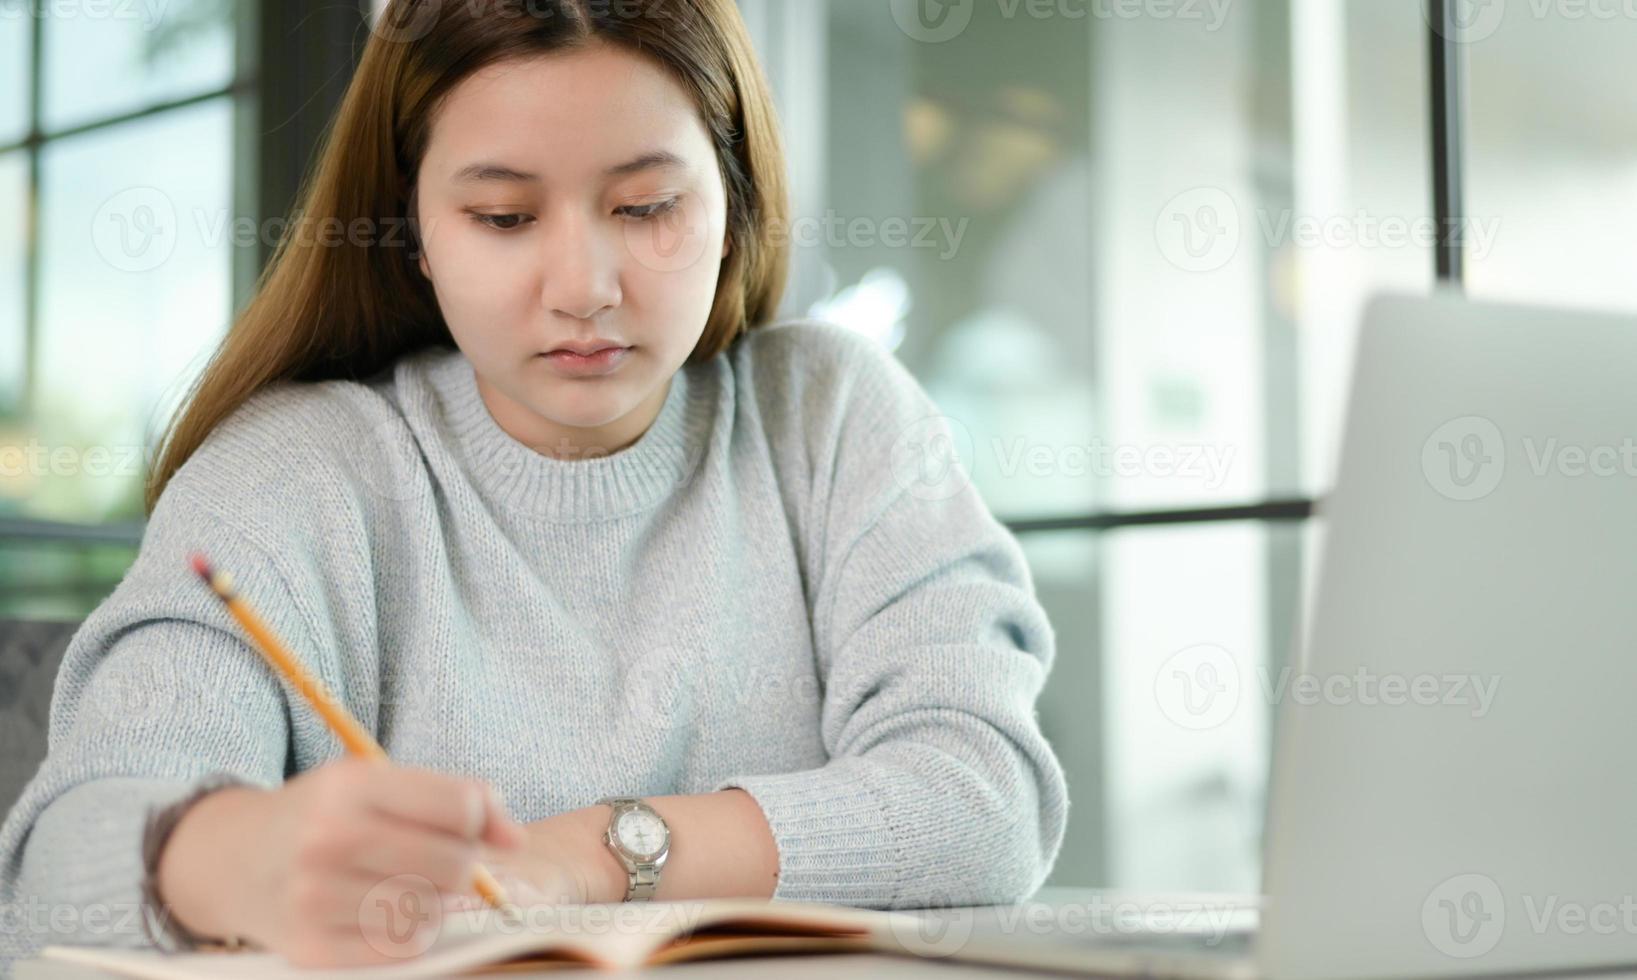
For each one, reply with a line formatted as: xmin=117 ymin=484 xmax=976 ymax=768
xmin=735 ymin=317 xmax=906 ymax=381
xmin=158 ymin=351 xmax=437 ymax=534
xmin=727 ymin=318 xmax=958 ymax=520
xmin=730 ymin=317 xmax=935 ymax=433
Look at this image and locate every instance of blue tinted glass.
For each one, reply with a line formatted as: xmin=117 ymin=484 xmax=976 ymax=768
xmin=31 ymin=97 xmax=234 ymax=522
xmin=42 ymin=0 xmax=234 ymax=133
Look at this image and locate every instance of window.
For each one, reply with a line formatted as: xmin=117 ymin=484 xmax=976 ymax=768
xmin=0 ymin=0 xmax=252 ymax=616
xmin=0 ymin=151 xmax=24 ymax=412
xmin=0 ymin=7 xmax=28 ymax=146
xmin=1465 ymin=8 xmax=1637 ymax=312
xmin=40 ymin=0 xmax=235 ymax=132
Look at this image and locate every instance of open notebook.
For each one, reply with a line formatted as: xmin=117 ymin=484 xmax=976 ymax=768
xmin=39 ymin=898 xmax=931 ymax=978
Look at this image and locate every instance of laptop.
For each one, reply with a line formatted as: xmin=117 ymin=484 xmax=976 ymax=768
xmin=903 ymin=291 xmax=1637 ymax=979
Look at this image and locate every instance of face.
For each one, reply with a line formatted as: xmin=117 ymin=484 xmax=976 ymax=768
xmin=415 ymin=43 xmax=731 ymax=460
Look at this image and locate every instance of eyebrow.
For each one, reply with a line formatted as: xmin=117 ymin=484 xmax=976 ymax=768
xmin=450 ymin=150 xmax=691 ymax=185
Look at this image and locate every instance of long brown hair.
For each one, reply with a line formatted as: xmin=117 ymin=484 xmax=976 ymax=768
xmin=145 ymin=0 xmax=789 ymax=514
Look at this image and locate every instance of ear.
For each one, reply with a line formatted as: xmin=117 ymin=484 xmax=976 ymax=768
xmin=419 ymin=253 xmax=431 ymax=280
xmin=721 ymin=235 xmax=731 ymax=260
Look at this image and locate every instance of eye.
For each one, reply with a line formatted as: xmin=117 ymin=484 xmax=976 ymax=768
xmin=616 ymin=198 xmax=681 ymax=221
xmin=468 ymin=211 xmax=532 ymax=232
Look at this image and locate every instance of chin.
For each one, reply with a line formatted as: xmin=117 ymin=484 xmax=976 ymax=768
xmin=532 ymin=396 xmax=630 ymax=431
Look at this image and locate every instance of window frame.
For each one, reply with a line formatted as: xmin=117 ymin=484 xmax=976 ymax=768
xmin=0 ymin=0 xmax=366 ymax=553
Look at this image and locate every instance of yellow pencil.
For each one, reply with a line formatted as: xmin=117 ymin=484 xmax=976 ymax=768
xmin=188 ymin=551 xmax=517 ymax=917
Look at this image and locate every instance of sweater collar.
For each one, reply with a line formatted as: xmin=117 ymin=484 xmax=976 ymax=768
xmin=415 ymin=346 xmax=709 ymax=521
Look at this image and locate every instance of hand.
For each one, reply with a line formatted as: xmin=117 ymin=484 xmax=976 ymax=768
xmin=471 ymin=805 xmax=628 ymax=908
xmin=158 ymin=757 xmax=527 ymax=968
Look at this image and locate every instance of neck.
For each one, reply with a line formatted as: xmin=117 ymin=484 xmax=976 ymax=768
xmin=476 ymin=374 xmax=673 ymax=461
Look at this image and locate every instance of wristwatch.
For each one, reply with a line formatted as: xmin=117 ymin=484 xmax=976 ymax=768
xmin=595 ymin=796 xmax=670 ymax=901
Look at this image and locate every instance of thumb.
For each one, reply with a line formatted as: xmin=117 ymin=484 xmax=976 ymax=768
xmin=473 ymin=782 xmax=527 ymax=849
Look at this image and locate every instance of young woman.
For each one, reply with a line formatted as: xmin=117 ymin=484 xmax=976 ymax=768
xmin=0 ymin=0 xmax=1068 ymax=970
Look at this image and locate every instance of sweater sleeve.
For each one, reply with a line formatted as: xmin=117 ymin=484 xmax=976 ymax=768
xmin=711 ymin=325 xmax=1070 ymax=910
xmin=0 ymin=480 xmax=312 ymax=974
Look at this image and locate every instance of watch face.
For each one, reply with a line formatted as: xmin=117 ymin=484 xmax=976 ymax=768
xmin=615 ymin=809 xmax=667 ymax=859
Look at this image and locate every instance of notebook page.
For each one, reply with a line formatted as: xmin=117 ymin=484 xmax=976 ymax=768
xmin=39 ymin=904 xmax=663 ymax=979
xmin=39 ymin=898 xmax=914 ymax=978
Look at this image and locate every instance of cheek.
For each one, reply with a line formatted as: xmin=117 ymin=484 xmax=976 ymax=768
xmin=621 ymin=217 xmax=728 ymax=335
xmin=618 ymin=193 xmax=727 ymax=284
xmin=427 ymin=221 xmax=535 ymax=308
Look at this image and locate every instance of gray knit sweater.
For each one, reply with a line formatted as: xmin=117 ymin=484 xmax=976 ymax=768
xmin=0 ymin=319 xmax=1068 ymax=973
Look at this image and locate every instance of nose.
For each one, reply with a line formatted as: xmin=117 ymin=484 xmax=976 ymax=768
xmin=539 ymin=210 xmax=622 ymax=321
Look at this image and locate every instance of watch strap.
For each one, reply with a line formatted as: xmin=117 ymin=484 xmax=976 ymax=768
xmin=628 ymin=864 xmax=661 ymax=901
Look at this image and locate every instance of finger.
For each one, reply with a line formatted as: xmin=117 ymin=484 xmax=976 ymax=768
xmin=477 ymin=783 xmax=528 ymax=850
xmin=356 ymin=768 xmax=497 ymax=841
xmin=347 ymin=820 xmax=481 ymax=894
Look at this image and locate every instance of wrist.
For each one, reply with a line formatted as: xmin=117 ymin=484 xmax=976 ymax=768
xmin=155 ymin=785 xmax=272 ymax=943
xmin=580 ymin=804 xmax=631 ymax=904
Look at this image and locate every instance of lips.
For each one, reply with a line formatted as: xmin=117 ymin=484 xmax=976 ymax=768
xmin=548 ymin=342 xmax=628 ymax=357
xmin=539 ymin=345 xmax=633 ymax=377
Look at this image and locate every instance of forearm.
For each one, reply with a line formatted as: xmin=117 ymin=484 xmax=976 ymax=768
xmin=535 ymin=789 xmax=779 ymax=904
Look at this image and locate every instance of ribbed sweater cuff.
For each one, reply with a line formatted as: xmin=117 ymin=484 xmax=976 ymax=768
xmin=5 ymin=778 xmax=199 ymax=956
xmin=712 ymin=757 xmax=914 ymax=908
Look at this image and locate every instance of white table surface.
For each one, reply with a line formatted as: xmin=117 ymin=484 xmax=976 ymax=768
xmin=16 ymin=887 xmax=1637 ymax=979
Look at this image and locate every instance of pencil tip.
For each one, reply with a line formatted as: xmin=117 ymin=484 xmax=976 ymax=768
xmin=188 ymin=552 xmax=214 ymax=583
